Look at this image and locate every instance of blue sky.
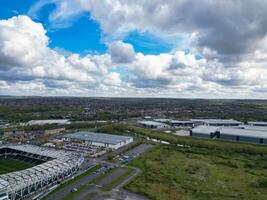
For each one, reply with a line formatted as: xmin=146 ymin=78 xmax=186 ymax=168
xmin=0 ymin=0 xmax=175 ymax=55
xmin=0 ymin=1 xmax=266 ymax=98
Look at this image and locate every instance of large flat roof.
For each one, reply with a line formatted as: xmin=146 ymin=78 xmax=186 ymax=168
xmin=27 ymin=119 xmax=70 ymax=126
xmin=63 ymin=132 xmax=132 ymax=145
xmin=248 ymin=121 xmax=267 ymax=126
xmin=191 ymin=125 xmax=219 ymax=135
xmin=138 ymin=120 xmax=167 ymax=126
xmin=191 ymin=119 xmax=243 ymax=125
xmin=170 ymin=120 xmax=193 ymax=123
xmin=220 ymin=127 xmax=267 ymax=139
xmin=239 ymin=125 xmax=267 ymax=132
xmin=192 ymin=125 xmax=267 ymax=139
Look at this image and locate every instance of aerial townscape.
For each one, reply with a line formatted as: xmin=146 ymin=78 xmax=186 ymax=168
xmin=0 ymin=98 xmax=267 ymax=200
xmin=1 ymin=1 xmax=267 ymax=200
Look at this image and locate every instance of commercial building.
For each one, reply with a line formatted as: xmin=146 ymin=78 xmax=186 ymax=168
xmin=191 ymin=125 xmax=267 ymax=144
xmin=190 ymin=119 xmax=243 ymax=126
xmin=154 ymin=119 xmax=170 ymax=123
xmin=138 ymin=120 xmax=169 ymax=129
xmin=247 ymin=121 xmax=267 ymax=127
xmin=26 ymin=119 xmax=70 ymax=126
xmin=169 ymin=120 xmax=195 ymax=127
xmin=4 ymin=128 xmax=65 ymax=141
xmin=190 ymin=125 xmax=219 ymax=138
xmin=63 ymin=132 xmax=133 ymax=149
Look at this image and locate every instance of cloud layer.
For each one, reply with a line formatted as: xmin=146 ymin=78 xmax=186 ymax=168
xmin=1 ymin=0 xmax=267 ymax=98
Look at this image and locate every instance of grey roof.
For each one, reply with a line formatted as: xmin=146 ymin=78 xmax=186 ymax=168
xmin=191 ymin=119 xmax=243 ymax=125
xmin=153 ymin=119 xmax=170 ymax=123
xmin=192 ymin=125 xmax=267 ymax=139
xmin=239 ymin=125 xmax=267 ymax=132
xmin=170 ymin=120 xmax=193 ymax=124
xmin=27 ymin=119 xmax=70 ymax=126
xmin=220 ymin=127 xmax=267 ymax=139
xmin=138 ymin=120 xmax=167 ymax=126
xmin=63 ymin=132 xmax=132 ymax=145
xmin=247 ymin=121 xmax=267 ymax=126
xmin=191 ymin=125 xmax=219 ymax=135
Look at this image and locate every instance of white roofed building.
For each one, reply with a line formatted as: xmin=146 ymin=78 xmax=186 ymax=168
xmin=63 ymin=132 xmax=133 ymax=149
xmin=26 ymin=119 xmax=70 ymax=126
xmin=138 ymin=120 xmax=169 ymax=129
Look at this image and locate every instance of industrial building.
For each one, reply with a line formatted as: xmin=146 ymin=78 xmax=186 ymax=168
xmin=190 ymin=119 xmax=243 ymax=126
xmin=153 ymin=119 xmax=170 ymax=123
xmin=169 ymin=120 xmax=195 ymax=127
xmin=190 ymin=125 xmax=219 ymax=138
xmin=247 ymin=121 xmax=267 ymax=127
xmin=191 ymin=125 xmax=267 ymax=144
xmin=63 ymin=132 xmax=133 ymax=149
xmin=138 ymin=120 xmax=169 ymax=129
xmin=0 ymin=145 xmax=83 ymax=200
xmin=26 ymin=119 xmax=70 ymax=126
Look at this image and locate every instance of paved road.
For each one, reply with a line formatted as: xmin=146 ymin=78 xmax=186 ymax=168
xmin=43 ymin=143 xmax=152 ymax=200
xmin=97 ymin=167 xmax=127 ymax=186
xmin=115 ymin=166 xmax=141 ymax=189
xmin=45 ymin=164 xmax=102 ymax=200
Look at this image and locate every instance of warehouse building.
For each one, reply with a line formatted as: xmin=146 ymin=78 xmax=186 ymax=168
xmin=138 ymin=120 xmax=169 ymax=129
xmin=190 ymin=125 xmax=219 ymax=138
xmin=169 ymin=120 xmax=195 ymax=127
xmin=63 ymin=132 xmax=133 ymax=149
xmin=154 ymin=119 xmax=170 ymax=123
xmin=247 ymin=121 xmax=267 ymax=127
xmin=190 ymin=119 xmax=243 ymax=126
xmin=219 ymin=127 xmax=267 ymax=144
xmin=191 ymin=125 xmax=267 ymax=144
xmin=26 ymin=119 xmax=70 ymax=126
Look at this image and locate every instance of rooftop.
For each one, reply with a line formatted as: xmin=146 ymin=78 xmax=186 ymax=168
xmin=220 ymin=127 xmax=267 ymax=139
xmin=192 ymin=125 xmax=267 ymax=139
xmin=27 ymin=119 xmax=70 ymax=126
xmin=248 ymin=121 xmax=267 ymax=126
xmin=138 ymin=120 xmax=167 ymax=126
xmin=191 ymin=125 xmax=219 ymax=135
xmin=63 ymin=132 xmax=132 ymax=145
xmin=191 ymin=119 xmax=243 ymax=125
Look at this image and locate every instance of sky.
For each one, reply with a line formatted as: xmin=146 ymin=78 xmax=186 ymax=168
xmin=0 ymin=0 xmax=267 ymax=98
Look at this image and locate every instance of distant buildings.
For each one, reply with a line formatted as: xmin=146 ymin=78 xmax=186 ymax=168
xmin=62 ymin=131 xmax=133 ymax=149
xmin=26 ymin=119 xmax=70 ymax=126
xmin=191 ymin=119 xmax=243 ymax=126
xmin=4 ymin=128 xmax=65 ymax=141
xmin=169 ymin=120 xmax=195 ymax=127
xmin=191 ymin=125 xmax=267 ymax=144
xmin=138 ymin=120 xmax=170 ymax=129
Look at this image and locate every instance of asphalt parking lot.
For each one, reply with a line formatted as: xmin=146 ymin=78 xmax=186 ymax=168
xmin=115 ymin=143 xmax=152 ymax=164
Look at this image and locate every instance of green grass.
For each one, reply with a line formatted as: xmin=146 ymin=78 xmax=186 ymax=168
xmin=44 ymin=164 xmax=101 ymax=200
xmin=103 ymin=168 xmax=134 ymax=191
xmin=0 ymin=158 xmax=33 ymax=174
xmin=82 ymin=192 xmax=97 ymax=200
xmin=125 ymin=145 xmax=267 ymax=200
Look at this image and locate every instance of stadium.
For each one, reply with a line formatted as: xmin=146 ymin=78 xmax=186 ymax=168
xmin=0 ymin=145 xmax=84 ymax=200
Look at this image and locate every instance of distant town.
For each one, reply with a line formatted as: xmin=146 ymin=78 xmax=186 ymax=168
xmin=0 ymin=97 xmax=267 ymax=200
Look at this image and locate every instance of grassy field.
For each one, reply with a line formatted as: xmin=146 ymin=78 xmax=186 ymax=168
xmin=126 ymin=145 xmax=267 ymax=200
xmin=0 ymin=158 xmax=33 ymax=174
